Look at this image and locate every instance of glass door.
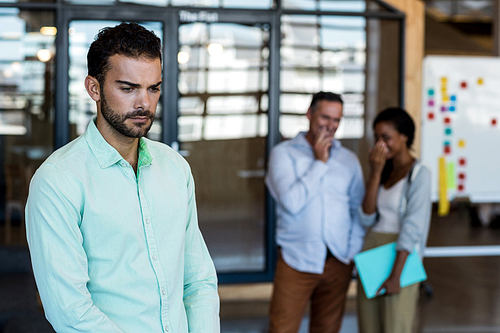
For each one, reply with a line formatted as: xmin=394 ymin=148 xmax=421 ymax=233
xmin=177 ymin=21 xmax=271 ymax=274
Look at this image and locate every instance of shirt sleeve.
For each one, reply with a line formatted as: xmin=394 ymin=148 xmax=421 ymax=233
xmin=26 ymin=163 xmax=124 ymax=333
xmin=346 ymin=158 xmax=367 ymax=260
xmin=265 ymin=144 xmax=329 ymax=215
xmin=396 ymin=165 xmax=432 ymax=254
xmin=183 ymin=170 xmax=220 ymax=333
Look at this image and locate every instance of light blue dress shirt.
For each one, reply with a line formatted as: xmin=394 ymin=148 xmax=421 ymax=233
xmin=265 ymin=132 xmax=366 ymax=274
xmin=26 ymin=120 xmax=220 ymax=333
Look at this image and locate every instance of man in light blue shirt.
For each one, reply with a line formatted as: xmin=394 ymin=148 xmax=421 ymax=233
xmin=266 ymin=92 xmax=365 ymax=333
xmin=26 ymin=22 xmax=219 ymax=333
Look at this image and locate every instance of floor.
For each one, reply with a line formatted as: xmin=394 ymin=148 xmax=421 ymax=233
xmin=3 ymin=203 xmax=500 ymax=332
xmin=218 ymin=203 xmax=500 ymax=333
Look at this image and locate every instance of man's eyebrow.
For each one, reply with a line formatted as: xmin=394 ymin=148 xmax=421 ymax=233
xmin=115 ymin=80 xmax=140 ymax=88
xmin=150 ymin=81 xmax=162 ymax=88
xmin=115 ymin=80 xmax=162 ymax=89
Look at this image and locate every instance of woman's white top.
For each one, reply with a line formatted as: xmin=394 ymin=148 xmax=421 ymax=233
xmin=372 ymin=176 xmax=407 ymax=234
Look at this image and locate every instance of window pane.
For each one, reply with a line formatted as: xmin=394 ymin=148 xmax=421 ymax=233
xmin=178 ymin=22 xmax=269 ymax=273
xmin=65 ymin=0 xmax=115 ymax=4
xmin=0 ymin=8 xmax=55 ymax=245
xmin=222 ymin=0 xmax=273 ymax=9
xmin=206 ymin=96 xmax=259 ymax=114
xmin=281 ymin=69 xmax=320 ymax=93
xmin=282 ymin=0 xmax=366 ymax=12
xmin=280 ymin=14 xmax=367 ymax=139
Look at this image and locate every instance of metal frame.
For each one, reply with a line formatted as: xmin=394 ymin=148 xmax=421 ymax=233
xmin=0 ymin=0 xmax=405 ymax=284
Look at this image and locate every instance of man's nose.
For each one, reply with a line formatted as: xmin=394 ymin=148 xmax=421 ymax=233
xmin=134 ymin=89 xmax=151 ymax=111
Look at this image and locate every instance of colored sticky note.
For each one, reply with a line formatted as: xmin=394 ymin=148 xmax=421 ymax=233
xmin=354 ymin=242 xmax=427 ymax=299
xmin=449 ymin=106 xmax=456 ymax=112
xmin=441 ymin=77 xmax=447 ymax=83
xmin=459 ymin=158 xmax=466 ymax=166
xmin=447 ymin=162 xmax=456 ymax=190
xmin=458 ymin=139 xmax=466 ymax=148
xmin=445 ymin=128 xmax=452 ymax=135
xmin=428 ymin=112 xmax=435 ymax=120
xmin=442 ymin=95 xmax=448 ymax=102
xmin=438 ymin=157 xmax=450 ymax=216
xmin=441 ymin=106 xmax=447 ymax=112
xmin=492 ymin=119 xmax=497 ymax=126
xmin=428 ymin=89 xmax=434 ymax=96
xmin=461 ymin=81 xmax=467 ymax=88
xmin=428 ymin=100 xmax=434 ymax=107
xmin=478 ymin=78 xmax=484 ymax=85
xmin=450 ymin=95 xmax=456 ymax=101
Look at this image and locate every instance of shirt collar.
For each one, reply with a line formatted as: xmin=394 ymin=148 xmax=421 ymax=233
xmin=85 ymin=118 xmax=153 ymax=169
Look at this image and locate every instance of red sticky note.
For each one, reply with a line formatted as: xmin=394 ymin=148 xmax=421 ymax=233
xmin=458 ymin=173 xmax=465 ymax=180
xmin=428 ymin=112 xmax=434 ymax=120
xmin=444 ymin=117 xmax=451 ymax=124
xmin=492 ymin=119 xmax=497 ymax=126
xmin=459 ymin=158 xmax=466 ymax=166
xmin=444 ymin=146 xmax=451 ymax=154
xmin=461 ymin=81 xmax=467 ymax=88
xmin=458 ymin=184 xmax=465 ymax=191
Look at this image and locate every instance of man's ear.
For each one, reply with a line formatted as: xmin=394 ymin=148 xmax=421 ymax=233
xmin=85 ymin=76 xmax=101 ymax=102
xmin=306 ymin=107 xmax=313 ymax=121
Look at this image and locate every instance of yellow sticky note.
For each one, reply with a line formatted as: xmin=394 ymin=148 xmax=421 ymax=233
xmin=438 ymin=156 xmax=450 ymax=216
xmin=441 ymin=77 xmax=447 ymax=84
xmin=458 ymin=139 xmax=466 ymax=148
xmin=442 ymin=95 xmax=448 ymax=102
xmin=478 ymin=78 xmax=484 ymax=85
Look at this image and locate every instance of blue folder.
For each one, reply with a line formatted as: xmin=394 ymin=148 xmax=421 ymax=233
xmin=354 ymin=242 xmax=427 ymax=299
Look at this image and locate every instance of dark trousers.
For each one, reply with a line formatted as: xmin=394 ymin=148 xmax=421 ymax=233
xmin=269 ymin=250 xmax=354 ymax=333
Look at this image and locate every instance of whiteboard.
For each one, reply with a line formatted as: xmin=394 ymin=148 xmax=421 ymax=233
xmin=421 ymin=56 xmax=500 ymax=203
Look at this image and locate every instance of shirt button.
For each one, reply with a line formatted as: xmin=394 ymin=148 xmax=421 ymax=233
xmin=145 ymin=218 xmax=150 ymax=224
xmin=152 ymin=255 xmax=157 ymax=260
xmin=162 ymin=289 xmax=166 ymax=295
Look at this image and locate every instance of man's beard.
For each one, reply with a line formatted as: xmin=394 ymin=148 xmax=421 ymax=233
xmin=100 ymin=92 xmax=155 ymax=138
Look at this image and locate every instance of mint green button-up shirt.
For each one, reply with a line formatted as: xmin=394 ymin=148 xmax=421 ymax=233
xmin=26 ymin=120 xmax=219 ymax=333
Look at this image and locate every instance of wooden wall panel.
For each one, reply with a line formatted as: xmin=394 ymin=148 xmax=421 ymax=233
xmin=381 ymin=0 xmax=425 ymax=156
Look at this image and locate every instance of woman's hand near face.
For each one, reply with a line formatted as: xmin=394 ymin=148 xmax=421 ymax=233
xmin=362 ymin=141 xmax=388 ymax=215
xmin=369 ymin=141 xmax=388 ymax=176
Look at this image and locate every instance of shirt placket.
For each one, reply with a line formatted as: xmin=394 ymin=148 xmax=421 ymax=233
xmin=136 ymin=167 xmax=171 ymax=333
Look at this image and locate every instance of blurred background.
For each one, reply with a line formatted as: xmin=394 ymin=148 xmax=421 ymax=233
xmin=0 ymin=0 xmax=499 ymax=332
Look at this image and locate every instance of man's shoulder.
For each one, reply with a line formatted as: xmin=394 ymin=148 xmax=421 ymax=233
xmin=42 ymin=135 xmax=88 ymax=169
xmin=271 ymin=133 xmax=306 ymax=152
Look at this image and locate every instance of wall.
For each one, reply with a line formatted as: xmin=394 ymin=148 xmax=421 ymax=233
xmin=383 ymin=0 xmax=425 ymax=156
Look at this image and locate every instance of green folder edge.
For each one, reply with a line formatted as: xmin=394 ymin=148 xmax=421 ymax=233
xmin=354 ymin=242 xmax=427 ymax=299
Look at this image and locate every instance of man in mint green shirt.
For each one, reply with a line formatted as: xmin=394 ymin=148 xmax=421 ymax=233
xmin=26 ymin=22 xmax=219 ymax=333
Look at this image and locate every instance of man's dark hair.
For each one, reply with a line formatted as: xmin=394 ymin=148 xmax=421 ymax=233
xmin=373 ymin=107 xmax=415 ymax=148
xmin=87 ymin=22 xmax=162 ymax=86
xmin=309 ymin=91 xmax=344 ymax=113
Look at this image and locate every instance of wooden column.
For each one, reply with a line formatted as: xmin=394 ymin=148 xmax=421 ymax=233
xmin=382 ymin=0 xmax=425 ymax=156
